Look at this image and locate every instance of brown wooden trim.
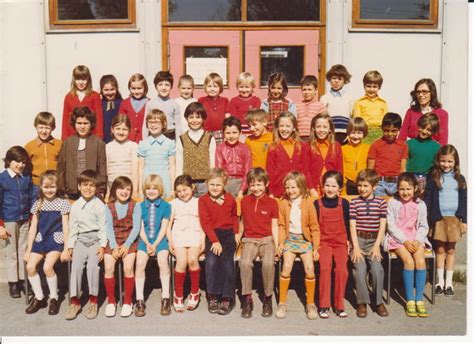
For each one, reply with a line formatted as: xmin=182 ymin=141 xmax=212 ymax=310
xmin=352 ymin=0 xmax=439 ymax=29
xmin=241 ymin=0 xmax=247 ymax=22
xmin=162 ymin=27 xmax=170 ymax=71
xmin=319 ymin=26 xmax=326 ymax=96
xmin=48 ymin=0 xmax=136 ymax=30
xmin=162 ymin=0 xmax=169 ymax=26
xmin=163 ymin=26 xmax=323 ymax=31
xmin=163 ymin=21 xmax=325 ymax=28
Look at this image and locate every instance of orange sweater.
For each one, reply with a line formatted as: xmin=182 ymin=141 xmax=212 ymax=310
xmin=278 ymin=196 xmax=320 ymax=249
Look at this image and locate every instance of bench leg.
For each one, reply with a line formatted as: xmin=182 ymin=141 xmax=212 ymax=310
xmin=387 ymin=257 xmax=392 ymax=305
xmin=67 ymin=260 xmax=71 ymax=305
xmin=118 ymin=260 xmax=123 ymax=307
xmin=431 ymin=255 xmax=436 ymax=305
xmin=24 ymin=262 xmax=29 ymax=305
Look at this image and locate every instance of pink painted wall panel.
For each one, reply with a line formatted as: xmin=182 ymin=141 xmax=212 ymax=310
xmin=168 ymin=30 xmax=241 ymax=99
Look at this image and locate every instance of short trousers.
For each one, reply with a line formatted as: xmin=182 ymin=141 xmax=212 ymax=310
xmin=433 ymin=216 xmax=462 ymax=243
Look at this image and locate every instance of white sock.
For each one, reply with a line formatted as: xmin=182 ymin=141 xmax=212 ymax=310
xmin=160 ymin=274 xmax=170 ymax=298
xmin=436 ymin=268 xmax=445 ymax=287
xmin=46 ymin=274 xmax=58 ymax=300
xmin=135 ymin=276 xmax=145 ymax=300
xmin=445 ymin=270 xmax=454 ymax=288
xmin=28 ymin=274 xmax=44 ymax=300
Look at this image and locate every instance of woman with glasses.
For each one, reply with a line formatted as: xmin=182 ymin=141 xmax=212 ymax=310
xmin=399 ymin=78 xmax=449 ymax=145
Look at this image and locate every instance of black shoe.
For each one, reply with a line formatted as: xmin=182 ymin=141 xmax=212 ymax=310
xmin=9 ymin=282 xmax=21 ymax=299
xmin=218 ymin=298 xmax=235 ymax=315
xmin=445 ymin=286 xmax=454 ymax=297
xmin=434 ymin=285 xmax=444 ymax=296
xmin=208 ymin=296 xmax=219 ymax=314
xmin=261 ymin=295 xmax=273 ymax=318
xmin=25 ymin=297 xmax=47 ymax=314
xmin=48 ymin=299 xmax=60 ymax=315
xmin=241 ymin=295 xmax=253 ymax=319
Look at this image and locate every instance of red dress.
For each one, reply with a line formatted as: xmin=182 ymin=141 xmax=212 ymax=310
xmin=104 ymin=201 xmax=138 ymax=254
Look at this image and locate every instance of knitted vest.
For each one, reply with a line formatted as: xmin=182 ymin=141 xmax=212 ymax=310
xmin=180 ymin=131 xmax=211 ymax=180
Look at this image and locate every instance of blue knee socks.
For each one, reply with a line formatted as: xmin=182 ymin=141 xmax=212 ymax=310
xmin=415 ymin=269 xmax=427 ymax=301
xmin=403 ymin=269 xmax=415 ymax=301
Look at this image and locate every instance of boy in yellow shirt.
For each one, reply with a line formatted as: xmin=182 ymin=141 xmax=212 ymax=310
xmin=245 ymin=109 xmax=273 ymax=169
xmin=353 ymin=71 xmax=388 ymax=144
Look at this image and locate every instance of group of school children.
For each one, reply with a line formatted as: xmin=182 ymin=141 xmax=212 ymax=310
xmin=0 ymin=63 xmax=467 ymax=323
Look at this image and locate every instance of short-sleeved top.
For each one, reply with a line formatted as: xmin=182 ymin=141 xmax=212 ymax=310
xmin=241 ymin=194 xmax=278 ymax=239
xmin=349 ymin=196 xmax=387 ymax=233
xmin=31 ymin=198 xmax=71 ymax=234
xmin=406 ymin=137 xmax=441 ymax=174
xmin=368 ymin=138 xmax=408 ymax=177
xmin=137 ymin=134 xmax=176 ymax=197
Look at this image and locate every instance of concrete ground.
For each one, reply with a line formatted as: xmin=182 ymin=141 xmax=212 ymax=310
xmin=0 ymin=279 xmax=467 ymax=337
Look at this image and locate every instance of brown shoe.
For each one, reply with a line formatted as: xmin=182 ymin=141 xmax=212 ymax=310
xmin=48 ymin=298 xmax=60 ymax=315
xmin=241 ymin=295 xmax=253 ymax=319
xmin=25 ymin=297 xmax=47 ymax=314
xmin=65 ymin=303 xmax=81 ymax=320
xmin=376 ymin=303 xmax=389 ymax=317
xmin=356 ymin=304 xmax=367 ymax=318
xmin=135 ymin=300 xmax=146 ymax=317
xmin=261 ymin=296 xmax=273 ymax=318
xmin=161 ymin=298 xmax=171 ymax=316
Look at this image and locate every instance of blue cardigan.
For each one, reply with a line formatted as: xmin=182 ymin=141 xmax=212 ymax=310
xmin=424 ymin=174 xmax=467 ymax=227
xmin=0 ymin=169 xmax=37 ymax=223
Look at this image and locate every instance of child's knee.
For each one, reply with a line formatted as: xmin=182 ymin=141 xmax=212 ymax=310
xmin=104 ymin=263 xmax=115 ymax=276
xmin=42 ymin=263 xmax=55 ymax=276
xmin=26 ymin=262 xmax=37 ymax=275
xmin=304 ymin=263 xmax=315 ymax=276
xmin=123 ymin=265 xmax=134 ymax=276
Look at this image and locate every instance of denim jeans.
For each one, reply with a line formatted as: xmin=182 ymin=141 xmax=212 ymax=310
xmin=205 ymin=229 xmax=236 ymax=299
xmin=374 ymin=180 xmax=397 ymax=197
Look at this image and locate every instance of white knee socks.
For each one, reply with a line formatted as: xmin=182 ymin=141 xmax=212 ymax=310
xmin=135 ymin=276 xmax=145 ymax=300
xmin=436 ymin=268 xmax=445 ymax=287
xmin=160 ymin=274 xmax=170 ymax=299
xmin=28 ymin=274 xmax=44 ymax=300
xmin=446 ymin=270 xmax=454 ymax=288
xmin=46 ymin=274 xmax=58 ymax=300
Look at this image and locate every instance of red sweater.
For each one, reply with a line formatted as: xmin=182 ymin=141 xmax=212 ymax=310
xmin=309 ymin=140 xmax=344 ymax=191
xmin=228 ymin=96 xmax=261 ymax=134
xmin=198 ymin=193 xmax=239 ymax=243
xmin=118 ymin=97 xmax=149 ymax=143
xmin=62 ymin=91 xmax=103 ymax=140
xmin=198 ymin=96 xmax=229 ymax=131
xmin=266 ymin=140 xmax=314 ymax=198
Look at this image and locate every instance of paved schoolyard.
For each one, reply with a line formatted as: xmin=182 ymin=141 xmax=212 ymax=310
xmin=0 ymin=270 xmax=467 ymax=337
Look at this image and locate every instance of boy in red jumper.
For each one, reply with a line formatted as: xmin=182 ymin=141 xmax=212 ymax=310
xmin=238 ymin=168 xmax=278 ymax=318
xmin=198 ymin=168 xmax=239 ymax=315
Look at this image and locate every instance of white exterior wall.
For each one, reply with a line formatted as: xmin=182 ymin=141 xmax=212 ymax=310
xmin=0 ymin=0 xmax=468 ymax=172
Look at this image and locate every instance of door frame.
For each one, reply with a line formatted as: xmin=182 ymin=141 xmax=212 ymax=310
xmin=161 ymin=1 xmax=327 ymax=94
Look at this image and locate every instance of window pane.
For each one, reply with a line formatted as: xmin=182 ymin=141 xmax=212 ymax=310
xmin=169 ymin=0 xmax=241 ymax=21
xmin=359 ymin=0 xmax=431 ymax=20
xmin=184 ymin=47 xmax=229 ymax=86
xmin=248 ymin=0 xmax=320 ymax=21
xmin=57 ymin=0 xmax=129 ymax=20
xmin=260 ymin=47 xmax=304 ymax=87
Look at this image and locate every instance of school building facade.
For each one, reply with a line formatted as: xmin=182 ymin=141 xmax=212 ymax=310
xmin=0 ymin=0 xmax=468 ymax=169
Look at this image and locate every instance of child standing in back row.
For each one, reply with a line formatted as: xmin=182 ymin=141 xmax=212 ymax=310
xmin=261 ymin=72 xmax=296 ymax=131
xmin=229 ymin=72 xmax=261 ymax=136
xmin=174 ymin=75 xmax=197 ymax=136
xmin=100 ymin=74 xmax=123 ymax=143
xmin=118 ymin=73 xmax=150 ymax=143
xmin=198 ymin=73 xmax=230 ymax=144
xmin=424 ymin=145 xmax=467 ymax=297
xmin=296 ymin=75 xmax=326 ymax=140
xmin=62 ymin=65 xmax=103 ymax=140
xmin=353 ymin=70 xmax=388 ymax=144
xmin=319 ymin=64 xmax=354 ymax=144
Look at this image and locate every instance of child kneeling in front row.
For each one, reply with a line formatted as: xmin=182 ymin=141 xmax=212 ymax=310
xmin=239 ymin=168 xmax=279 ymax=318
xmin=198 ymin=168 xmax=239 ymax=315
xmin=277 ymin=171 xmax=320 ymax=320
xmin=66 ymin=169 xmax=107 ymax=320
xmin=349 ymin=169 xmax=388 ymax=318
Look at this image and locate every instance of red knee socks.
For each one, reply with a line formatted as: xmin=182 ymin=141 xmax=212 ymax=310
xmin=124 ymin=277 xmax=135 ymax=305
xmin=189 ymin=268 xmax=201 ymax=294
xmin=104 ymin=277 xmax=116 ymax=304
xmin=174 ymin=271 xmax=186 ymax=298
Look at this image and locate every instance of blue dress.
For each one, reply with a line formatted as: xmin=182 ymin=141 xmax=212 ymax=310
xmin=137 ymin=135 xmax=176 ymax=198
xmin=138 ymin=198 xmax=171 ymax=254
xmin=31 ymin=198 xmax=71 ymax=253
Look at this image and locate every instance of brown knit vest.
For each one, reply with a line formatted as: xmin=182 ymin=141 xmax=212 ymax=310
xmin=180 ymin=131 xmax=211 ymax=180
